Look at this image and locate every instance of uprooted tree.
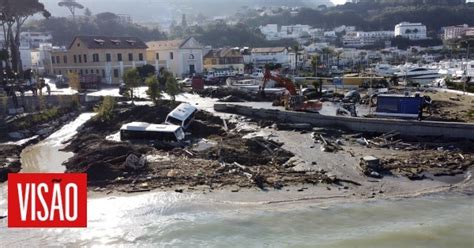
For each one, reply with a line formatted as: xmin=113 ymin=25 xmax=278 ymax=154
xmin=0 ymin=0 xmax=50 ymax=74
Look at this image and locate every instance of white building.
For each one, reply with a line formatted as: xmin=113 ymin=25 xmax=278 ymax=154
xmin=394 ymin=22 xmax=427 ymax=40
xmin=31 ymin=43 xmax=67 ymax=74
xmin=146 ymin=37 xmax=204 ymax=77
xmin=250 ymin=47 xmax=290 ymax=68
xmin=19 ymin=42 xmax=32 ymax=71
xmin=324 ymin=31 xmax=337 ymax=38
xmin=259 ymin=24 xmax=312 ymax=41
xmin=21 ymin=32 xmax=52 ymax=48
xmin=443 ymin=24 xmax=474 ymax=40
xmin=288 ymin=49 xmax=306 ymax=70
xmin=343 ymin=31 xmax=394 ymax=48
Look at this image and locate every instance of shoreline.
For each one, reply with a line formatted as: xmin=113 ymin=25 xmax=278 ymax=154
xmin=87 ymin=167 xmax=473 ymax=209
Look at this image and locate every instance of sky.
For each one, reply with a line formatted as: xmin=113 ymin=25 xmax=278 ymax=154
xmin=331 ymin=0 xmax=346 ymax=5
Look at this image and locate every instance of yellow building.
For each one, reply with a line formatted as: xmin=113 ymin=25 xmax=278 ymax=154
xmin=203 ymin=48 xmax=244 ymax=75
xmin=49 ymin=36 xmax=148 ymax=85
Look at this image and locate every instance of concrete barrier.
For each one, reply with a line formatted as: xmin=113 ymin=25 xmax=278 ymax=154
xmin=214 ymin=103 xmax=474 ymax=139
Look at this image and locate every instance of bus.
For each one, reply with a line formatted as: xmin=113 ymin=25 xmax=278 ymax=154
xmin=120 ymin=122 xmax=185 ymax=143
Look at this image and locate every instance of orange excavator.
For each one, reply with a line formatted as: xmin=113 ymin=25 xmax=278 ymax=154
xmin=261 ymin=69 xmax=322 ymax=112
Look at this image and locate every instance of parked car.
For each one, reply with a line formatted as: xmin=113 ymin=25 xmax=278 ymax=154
xmin=178 ymin=78 xmax=192 ymax=87
xmin=343 ymin=90 xmax=361 ymax=103
xmin=54 ymin=75 xmax=69 ymax=88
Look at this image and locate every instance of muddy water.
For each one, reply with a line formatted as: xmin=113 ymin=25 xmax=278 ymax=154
xmin=20 ymin=113 xmax=96 ymax=173
xmin=0 ymin=191 xmax=472 ymax=247
xmin=0 ymin=101 xmax=473 ymax=247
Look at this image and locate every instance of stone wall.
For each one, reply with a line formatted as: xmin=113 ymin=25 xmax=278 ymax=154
xmin=214 ymin=104 xmax=474 ymax=139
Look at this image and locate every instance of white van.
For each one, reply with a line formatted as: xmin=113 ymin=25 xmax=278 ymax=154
xmin=120 ymin=122 xmax=185 ymax=143
xmin=165 ymin=103 xmax=198 ymax=129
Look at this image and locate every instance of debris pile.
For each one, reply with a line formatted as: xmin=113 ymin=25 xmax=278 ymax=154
xmin=312 ymin=132 xmax=343 ymax=152
xmin=198 ymin=87 xmax=276 ymax=102
xmin=380 ymin=151 xmax=473 ymax=180
xmin=0 ymin=144 xmax=21 ymax=182
xmin=365 ymin=131 xmax=418 ymax=150
xmin=199 ymin=135 xmax=294 ymax=166
xmin=64 ymin=139 xmax=153 ymax=181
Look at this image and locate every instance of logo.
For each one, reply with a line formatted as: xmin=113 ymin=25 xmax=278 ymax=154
xmin=8 ymin=173 xmax=87 ymax=228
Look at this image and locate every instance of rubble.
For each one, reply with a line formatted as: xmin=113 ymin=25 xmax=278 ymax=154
xmin=380 ymin=151 xmax=473 ymax=180
xmin=0 ymin=144 xmax=22 ymax=182
xmin=198 ymin=87 xmax=278 ymax=102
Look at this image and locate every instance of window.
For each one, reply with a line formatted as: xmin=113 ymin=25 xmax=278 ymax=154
xmin=156 ymin=53 xmax=159 ymax=60
xmin=113 ymin=69 xmax=119 ymax=78
xmin=106 ymin=53 xmax=111 ymax=62
xmin=85 ymin=69 xmax=89 ymax=74
xmin=80 ymin=69 xmax=83 ymax=75
xmin=170 ymin=52 xmax=174 ymax=60
xmin=96 ymin=69 xmax=99 ymax=74
xmin=128 ymin=53 xmax=133 ymax=61
xmin=56 ymin=56 xmax=60 ymax=64
xmin=53 ymin=69 xmax=56 ymax=74
xmin=63 ymin=55 xmax=67 ymax=64
xmin=102 ymin=69 xmax=106 ymax=78
xmin=83 ymin=54 xmax=87 ymax=63
xmin=139 ymin=53 xmax=144 ymax=61
xmin=51 ymin=56 xmax=55 ymax=64
xmin=117 ymin=53 xmax=122 ymax=62
xmin=73 ymin=55 xmax=77 ymax=63
xmin=93 ymin=54 xmax=99 ymax=62
xmin=78 ymin=55 xmax=82 ymax=63
xmin=77 ymin=43 xmax=80 ymax=47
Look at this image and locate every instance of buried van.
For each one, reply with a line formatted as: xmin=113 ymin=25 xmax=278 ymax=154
xmin=165 ymin=103 xmax=198 ymax=129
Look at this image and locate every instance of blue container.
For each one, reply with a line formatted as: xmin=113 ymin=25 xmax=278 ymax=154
xmin=375 ymin=95 xmax=423 ymax=118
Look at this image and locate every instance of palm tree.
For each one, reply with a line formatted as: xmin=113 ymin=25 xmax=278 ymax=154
xmin=310 ymin=54 xmax=319 ymax=77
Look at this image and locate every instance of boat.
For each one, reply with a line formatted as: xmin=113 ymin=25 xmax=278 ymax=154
xmin=374 ymin=64 xmax=398 ymax=77
xmin=395 ymin=66 xmax=440 ymax=85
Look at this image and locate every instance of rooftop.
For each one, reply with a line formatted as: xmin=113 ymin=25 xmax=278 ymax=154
xmin=166 ymin=103 xmax=197 ymax=122
xmin=251 ymin=47 xmax=287 ymax=53
xmin=69 ymin=36 xmax=147 ymax=50
xmin=120 ymin=122 xmax=181 ymax=132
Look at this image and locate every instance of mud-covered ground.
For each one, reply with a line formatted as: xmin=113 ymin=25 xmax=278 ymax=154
xmin=62 ymin=101 xmax=338 ymax=192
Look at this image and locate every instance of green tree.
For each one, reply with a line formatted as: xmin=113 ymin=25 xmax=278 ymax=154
xmin=67 ymin=71 xmax=81 ymax=91
xmin=94 ymin=96 xmax=115 ymax=122
xmin=165 ymin=75 xmax=180 ymax=102
xmin=145 ymin=75 xmax=161 ymax=103
xmin=84 ymin=7 xmax=92 ymax=17
xmin=58 ymin=0 xmax=84 ymax=20
xmin=123 ymin=68 xmax=141 ymax=103
xmin=137 ymin=64 xmax=156 ymax=79
xmin=1 ymin=0 xmax=50 ymax=74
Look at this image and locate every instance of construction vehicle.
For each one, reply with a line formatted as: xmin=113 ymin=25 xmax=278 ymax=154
xmin=261 ymin=69 xmax=322 ymax=112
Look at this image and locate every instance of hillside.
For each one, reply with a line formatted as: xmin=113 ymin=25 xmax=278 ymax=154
xmin=243 ymin=1 xmax=474 ymax=32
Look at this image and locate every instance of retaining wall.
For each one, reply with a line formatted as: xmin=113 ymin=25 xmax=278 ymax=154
xmin=214 ymin=104 xmax=474 ymax=139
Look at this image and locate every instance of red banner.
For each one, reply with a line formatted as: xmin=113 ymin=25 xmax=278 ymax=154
xmin=8 ymin=173 xmax=87 ymax=228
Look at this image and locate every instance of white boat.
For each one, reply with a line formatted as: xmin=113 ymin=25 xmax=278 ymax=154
xmin=395 ymin=66 xmax=440 ymax=84
xmin=374 ymin=64 xmax=398 ymax=77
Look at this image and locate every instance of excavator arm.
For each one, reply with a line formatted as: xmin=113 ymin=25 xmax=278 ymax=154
xmin=261 ymin=69 xmax=297 ymax=96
